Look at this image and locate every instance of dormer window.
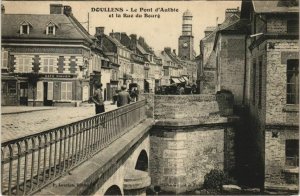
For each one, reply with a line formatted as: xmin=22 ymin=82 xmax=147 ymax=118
xmin=46 ymin=21 xmax=58 ymax=35
xmin=20 ymin=21 xmax=31 ymax=35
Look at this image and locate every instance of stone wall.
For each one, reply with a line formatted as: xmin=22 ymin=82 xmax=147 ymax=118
xmin=218 ymin=35 xmax=246 ymax=105
xmin=265 ymin=128 xmax=299 ymax=186
xmin=265 ymin=39 xmax=299 ymax=125
xmin=150 ymin=125 xmax=236 ymax=193
xmin=154 ymin=94 xmax=233 ymax=121
xmin=150 ymin=94 xmax=237 ymax=193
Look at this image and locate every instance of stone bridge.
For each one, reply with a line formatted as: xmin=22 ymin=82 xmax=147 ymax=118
xmin=40 ymin=119 xmax=153 ymax=195
xmin=2 ymin=93 xmax=237 ymax=195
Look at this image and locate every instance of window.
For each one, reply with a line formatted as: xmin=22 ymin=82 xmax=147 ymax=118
xmin=164 ymin=68 xmax=169 ymax=76
xmin=17 ymin=57 xmax=32 ymax=72
xmin=61 ymin=82 xmax=72 ymax=101
xmin=286 ymin=140 xmax=299 ymax=167
xmin=2 ymin=49 xmax=8 ymax=69
xmin=145 ymin=70 xmax=149 ymax=79
xmin=252 ymin=62 xmax=256 ymax=104
xmin=48 ymin=26 xmax=54 ymax=34
xmin=131 ymin=63 xmax=134 ymax=74
xmin=287 ymin=60 xmax=299 ymax=104
xmin=20 ymin=21 xmax=31 ymax=35
xmin=258 ymin=61 xmax=262 ymax=107
xmin=7 ymin=81 xmax=17 ymax=95
xmin=42 ymin=58 xmax=56 ymax=73
xmin=36 ymin=81 xmax=43 ymax=101
xmin=287 ymin=20 xmax=299 ymax=34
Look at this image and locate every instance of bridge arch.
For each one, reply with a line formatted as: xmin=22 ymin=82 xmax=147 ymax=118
xmin=104 ymin=185 xmax=122 ymax=195
xmin=135 ymin=149 xmax=148 ymax=172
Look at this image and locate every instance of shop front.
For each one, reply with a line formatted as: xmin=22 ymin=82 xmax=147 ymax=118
xmin=1 ymin=75 xmax=18 ymax=106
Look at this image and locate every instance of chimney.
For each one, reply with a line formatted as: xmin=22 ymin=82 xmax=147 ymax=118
xmin=130 ymin=34 xmax=137 ymax=52
xmin=164 ymin=47 xmax=171 ymax=53
xmin=138 ymin=37 xmax=145 ymax=46
xmin=63 ymin=5 xmax=72 ymax=16
xmin=95 ymin=27 xmax=104 ymax=36
xmin=50 ymin=4 xmax=64 ymax=14
xmin=1 ymin=4 xmax=5 ymax=14
xmin=173 ymin=49 xmax=176 ymax=55
xmin=114 ymin=32 xmax=121 ymax=41
xmin=225 ymin=7 xmax=240 ymax=20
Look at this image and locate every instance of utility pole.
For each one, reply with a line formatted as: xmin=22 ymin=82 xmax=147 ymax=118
xmin=88 ymin=12 xmax=90 ymax=33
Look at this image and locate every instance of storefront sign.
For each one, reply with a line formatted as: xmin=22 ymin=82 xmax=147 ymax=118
xmin=42 ymin=74 xmax=76 ymax=78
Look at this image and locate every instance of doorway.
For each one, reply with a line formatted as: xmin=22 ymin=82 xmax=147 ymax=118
xmin=19 ymin=82 xmax=28 ymax=105
xmin=43 ymin=82 xmax=53 ymax=106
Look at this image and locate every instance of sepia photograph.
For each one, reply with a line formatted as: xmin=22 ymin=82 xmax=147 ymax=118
xmin=1 ymin=0 xmax=299 ymax=195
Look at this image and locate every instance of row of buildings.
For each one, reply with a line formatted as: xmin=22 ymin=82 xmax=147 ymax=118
xmin=197 ymin=0 xmax=298 ymax=191
xmin=1 ymin=4 xmax=197 ymax=106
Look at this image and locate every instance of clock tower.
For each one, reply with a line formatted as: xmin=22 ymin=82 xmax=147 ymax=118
xmin=178 ymin=10 xmax=194 ymax=60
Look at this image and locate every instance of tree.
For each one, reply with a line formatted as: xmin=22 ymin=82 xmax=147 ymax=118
xmin=27 ymin=72 xmax=39 ymax=107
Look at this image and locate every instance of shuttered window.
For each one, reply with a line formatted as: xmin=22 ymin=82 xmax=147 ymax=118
xmin=47 ymin=82 xmax=53 ymax=100
xmin=2 ymin=50 xmax=8 ymax=69
xmin=43 ymin=58 xmax=55 ymax=73
xmin=36 ymin=81 xmax=43 ymax=101
xmin=18 ymin=57 xmax=31 ymax=72
xmin=61 ymin=82 xmax=72 ymax=101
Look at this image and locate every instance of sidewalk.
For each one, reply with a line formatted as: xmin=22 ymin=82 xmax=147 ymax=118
xmin=1 ymin=101 xmax=117 ymax=142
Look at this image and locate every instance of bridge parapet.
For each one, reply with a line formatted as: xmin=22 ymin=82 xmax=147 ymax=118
xmin=1 ymin=100 xmax=147 ymax=195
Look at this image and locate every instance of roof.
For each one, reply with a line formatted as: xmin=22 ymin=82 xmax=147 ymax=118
xmin=204 ymin=26 xmax=216 ymax=32
xmin=2 ymin=14 xmax=93 ymax=42
xmin=252 ymin=0 xmax=299 ymax=13
xmin=219 ymin=19 xmax=249 ymax=32
xmin=137 ymin=44 xmax=147 ymax=54
xmin=155 ymin=50 xmax=173 ymax=64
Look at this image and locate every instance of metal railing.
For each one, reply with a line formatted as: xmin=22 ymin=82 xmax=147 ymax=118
xmin=1 ymin=100 xmax=146 ymax=195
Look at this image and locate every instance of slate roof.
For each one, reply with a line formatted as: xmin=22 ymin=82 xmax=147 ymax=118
xmin=2 ymin=14 xmax=93 ymax=43
xmin=219 ymin=19 xmax=249 ymax=33
xmin=252 ymin=0 xmax=299 ymax=13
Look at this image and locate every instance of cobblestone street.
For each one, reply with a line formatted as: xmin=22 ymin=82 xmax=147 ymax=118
xmin=1 ymin=102 xmax=117 ymax=142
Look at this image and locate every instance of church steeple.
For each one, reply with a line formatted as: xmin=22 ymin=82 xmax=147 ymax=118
xmin=178 ymin=10 xmax=194 ymax=60
xmin=182 ymin=9 xmax=193 ymax=36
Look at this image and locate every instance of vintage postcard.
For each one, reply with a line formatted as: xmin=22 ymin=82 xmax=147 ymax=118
xmin=1 ymin=0 xmax=299 ymax=195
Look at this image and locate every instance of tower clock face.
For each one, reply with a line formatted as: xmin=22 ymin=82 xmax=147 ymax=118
xmin=183 ymin=42 xmax=188 ymax=48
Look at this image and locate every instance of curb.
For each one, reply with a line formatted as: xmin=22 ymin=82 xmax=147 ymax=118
xmin=2 ymin=108 xmax=57 ymax=115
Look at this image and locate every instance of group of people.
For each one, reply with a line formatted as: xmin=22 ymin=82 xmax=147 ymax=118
xmin=90 ymin=84 xmax=132 ymax=115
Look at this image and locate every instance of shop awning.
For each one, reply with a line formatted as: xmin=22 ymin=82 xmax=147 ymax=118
xmin=145 ymin=79 xmax=152 ymax=84
xmin=179 ymin=78 xmax=186 ymax=83
xmin=171 ymin=78 xmax=181 ymax=84
xmin=101 ymin=56 xmax=110 ymax=61
xmin=183 ymin=76 xmax=189 ymax=81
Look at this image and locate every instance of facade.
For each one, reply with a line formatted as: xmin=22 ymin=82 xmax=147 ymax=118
xmin=213 ymin=19 xmax=249 ymax=105
xmin=95 ymin=27 xmax=131 ymax=99
xmin=199 ymin=8 xmax=240 ymax=94
xmin=1 ymin=4 xmax=100 ymax=106
xmin=241 ymin=0 xmax=299 ymax=190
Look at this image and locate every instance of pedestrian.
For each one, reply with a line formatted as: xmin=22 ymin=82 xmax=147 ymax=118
xmin=90 ymin=84 xmax=105 ymax=115
xmin=130 ymin=88 xmax=136 ymax=102
xmin=117 ymin=85 xmax=131 ymax=107
xmin=112 ymin=90 xmax=119 ymax=105
xmin=179 ymin=85 xmax=184 ymax=95
xmin=135 ymin=87 xmax=139 ymax=101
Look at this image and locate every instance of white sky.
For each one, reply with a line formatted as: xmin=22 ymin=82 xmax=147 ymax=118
xmin=3 ymin=1 xmax=241 ymax=55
